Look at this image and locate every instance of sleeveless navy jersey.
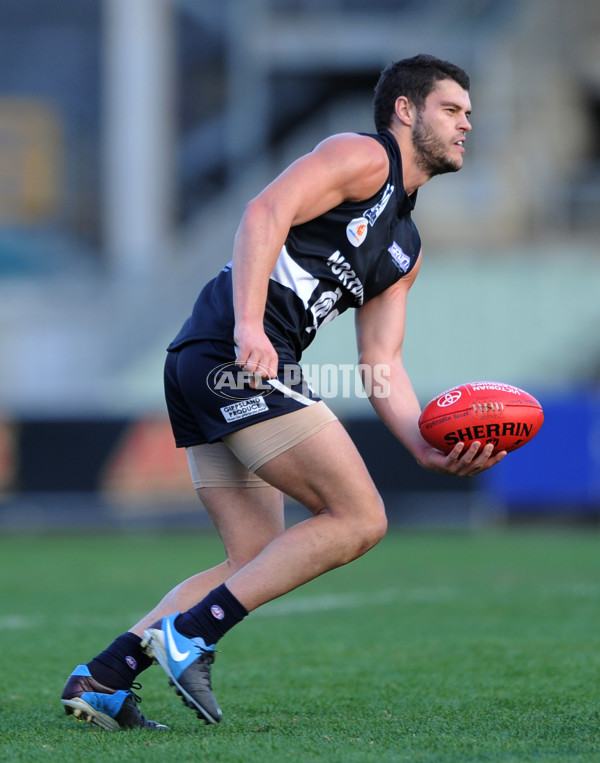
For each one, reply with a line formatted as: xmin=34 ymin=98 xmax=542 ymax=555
xmin=168 ymin=129 xmax=421 ymax=361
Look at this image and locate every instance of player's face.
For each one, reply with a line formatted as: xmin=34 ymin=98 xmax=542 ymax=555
xmin=411 ymin=79 xmax=472 ymax=178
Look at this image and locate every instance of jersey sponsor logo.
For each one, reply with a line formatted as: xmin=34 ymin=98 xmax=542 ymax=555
xmin=388 ymin=241 xmax=412 ymax=273
xmin=220 ymin=396 xmax=269 ymax=423
xmin=326 ymin=251 xmax=364 ymax=304
xmin=346 ymin=217 xmax=369 ymax=247
xmin=346 ymin=184 xmax=395 ymax=247
xmin=364 ymin=183 xmax=394 ymax=225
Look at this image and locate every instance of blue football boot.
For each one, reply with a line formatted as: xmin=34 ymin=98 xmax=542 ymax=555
xmin=142 ymin=614 xmax=222 ymax=724
xmin=61 ymin=665 xmax=169 ymax=731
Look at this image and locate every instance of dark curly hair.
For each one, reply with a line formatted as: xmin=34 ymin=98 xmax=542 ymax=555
xmin=373 ymin=54 xmax=470 ymax=132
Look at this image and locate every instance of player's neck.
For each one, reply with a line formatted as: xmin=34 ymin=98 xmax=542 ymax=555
xmin=399 ymin=150 xmax=431 ymax=197
xmin=387 ymin=126 xmax=430 ymax=196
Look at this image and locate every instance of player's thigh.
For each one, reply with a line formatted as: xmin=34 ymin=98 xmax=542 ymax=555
xmin=254 ymin=419 xmax=384 ymax=520
xmin=197 ymin=484 xmax=285 ymax=568
xmin=187 ymin=442 xmax=285 ymax=566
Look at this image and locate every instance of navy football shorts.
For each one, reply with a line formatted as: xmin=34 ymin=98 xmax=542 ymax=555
xmin=164 ymin=339 xmax=322 ymax=447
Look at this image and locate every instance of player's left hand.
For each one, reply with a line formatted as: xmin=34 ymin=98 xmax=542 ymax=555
xmin=419 ymin=441 xmax=507 ymax=477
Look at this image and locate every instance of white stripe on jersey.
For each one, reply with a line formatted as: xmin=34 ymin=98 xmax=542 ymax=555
xmin=270 ymin=245 xmax=318 ymax=307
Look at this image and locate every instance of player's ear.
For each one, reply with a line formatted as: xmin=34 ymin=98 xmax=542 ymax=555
xmin=394 ymin=96 xmax=414 ymax=126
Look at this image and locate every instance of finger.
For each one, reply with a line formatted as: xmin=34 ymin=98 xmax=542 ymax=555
xmin=245 ymin=354 xmax=278 ymax=379
xmin=257 ymin=350 xmax=279 ymax=379
xmin=239 ymin=350 xmax=261 ymax=373
xmin=464 ymin=445 xmax=504 ymax=476
xmin=485 ymin=450 xmax=507 ymax=467
xmin=248 ymin=371 xmax=264 ymax=390
xmin=234 ymin=344 xmax=249 ymax=368
xmin=458 ymin=441 xmax=482 ymax=465
xmin=473 ymin=442 xmax=494 ymax=462
xmin=445 ymin=442 xmax=465 ymax=463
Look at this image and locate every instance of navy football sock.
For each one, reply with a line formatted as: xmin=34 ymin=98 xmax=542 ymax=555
xmin=175 ymin=584 xmax=248 ymax=645
xmin=86 ymin=632 xmax=153 ymax=690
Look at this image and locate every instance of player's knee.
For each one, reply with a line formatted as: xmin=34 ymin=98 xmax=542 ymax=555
xmin=364 ymin=501 xmax=388 ymax=548
xmin=372 ymin=507 xmax=389 ymax=545
xmin=350 ymin=495 xmax=387 ymax=558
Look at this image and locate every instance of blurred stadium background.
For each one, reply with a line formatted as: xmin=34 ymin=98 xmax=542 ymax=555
xmin=0 ymin=0 xmax=599 ymax=531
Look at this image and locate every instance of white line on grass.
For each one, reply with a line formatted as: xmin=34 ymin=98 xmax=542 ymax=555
xmin=1 ymin=615 xmax=40 ymax=630
xmin=3 ymin=582 xmax=598 ymax=632
xmin=0 ymin=587 xmax=457 ymax=630
xmin=253 ymin=586 xmax=457 ymax=617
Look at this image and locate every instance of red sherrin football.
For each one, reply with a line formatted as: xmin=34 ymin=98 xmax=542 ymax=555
xmin=418 ymin=381 xmax=544 ymax=455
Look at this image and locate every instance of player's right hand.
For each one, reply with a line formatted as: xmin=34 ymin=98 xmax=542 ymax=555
xmin=233 ymin=325 xmax=279 ymax=383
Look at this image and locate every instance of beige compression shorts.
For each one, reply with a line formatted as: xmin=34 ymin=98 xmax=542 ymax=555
xmin=185 ymin=400 xmax=338 ymax=488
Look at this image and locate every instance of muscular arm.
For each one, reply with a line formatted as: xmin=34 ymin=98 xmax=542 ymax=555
xmin=355 ymin=257 xmax=506 ymax=477
xmin=232 ymin=133 xmax=389 ymax=378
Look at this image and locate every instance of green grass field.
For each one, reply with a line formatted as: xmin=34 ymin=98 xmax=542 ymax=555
xmin=1 ymin=529 xmax=599 ymax=762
